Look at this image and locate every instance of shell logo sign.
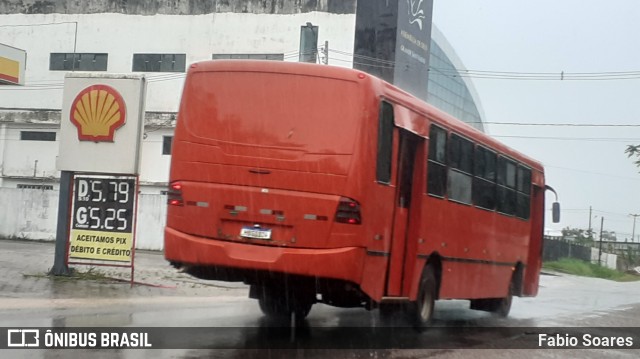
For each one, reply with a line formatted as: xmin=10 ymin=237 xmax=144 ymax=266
xmin=70 ymin=84 xmax=127 ymax=142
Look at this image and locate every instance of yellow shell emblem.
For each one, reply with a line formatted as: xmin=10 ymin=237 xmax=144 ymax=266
xmin=70 ymin=84 xmax=126 ymax=142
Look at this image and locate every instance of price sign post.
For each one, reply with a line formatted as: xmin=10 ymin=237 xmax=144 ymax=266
xmin=67 ymin=174 xmax=139 ymax=285
xmin=52 ymin=73 xmax=146 ymax=282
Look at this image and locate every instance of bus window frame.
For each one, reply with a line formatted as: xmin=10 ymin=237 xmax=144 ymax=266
xmin=426 ymin=124 xmax=448 ymax=198
xmin=447 ymin=133 xmax=474 ymax=205
xmin=376 ymin=100 xmax=395 ymax=185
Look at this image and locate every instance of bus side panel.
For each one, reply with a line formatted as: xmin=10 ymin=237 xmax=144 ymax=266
xmin=417 ymin=195 xmax=530 ymax=300
xmin=359 ymin=256 xmax=389 ymax=302
xmin=522 ymin=184 xmax=545 ymax=296
xmin=438 ymin=262 xmax=513 ymax=300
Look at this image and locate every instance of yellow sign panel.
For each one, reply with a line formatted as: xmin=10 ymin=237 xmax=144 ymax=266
xmin=0 ymin=56 xmax=20 ymax=85
xmin=69 ymin=229 xmax=133 ymax=262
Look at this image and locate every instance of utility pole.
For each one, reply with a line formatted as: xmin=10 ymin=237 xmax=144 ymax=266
xmin=598 ymin=217 xmax=604 ymax=266
xmin=630 ymin=213 xmax=640 ymax=243
xmin=589 ymin=206 xmax=593 ymax=240
xmin=322 ymin=40 xmax=329 ymax=65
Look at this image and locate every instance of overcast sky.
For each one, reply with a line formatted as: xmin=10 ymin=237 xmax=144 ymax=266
xmin=431 ymin=0 xmax=640 ymax=240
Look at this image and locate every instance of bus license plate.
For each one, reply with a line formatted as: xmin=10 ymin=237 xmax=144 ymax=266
xmin=240 ymin=227 xmax=272 ymax=240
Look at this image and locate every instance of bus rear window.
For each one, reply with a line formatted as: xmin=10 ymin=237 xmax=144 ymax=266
xmin=182 ymin=72 xmax=361 ymax=154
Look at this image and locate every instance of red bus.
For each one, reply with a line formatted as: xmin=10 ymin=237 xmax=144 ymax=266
xmin=164 ymin=60 xmax=559 ymax=326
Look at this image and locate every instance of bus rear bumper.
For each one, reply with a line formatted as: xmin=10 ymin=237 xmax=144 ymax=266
xmin=164 ymin=227 xmax=365 ymax=284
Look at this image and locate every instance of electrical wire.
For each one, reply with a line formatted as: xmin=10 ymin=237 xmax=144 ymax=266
xmin=478 ymin=122 xmax=640 ymax=127
xmin=329 ymin=48 xmax=640 ymax=81
xmin=493 ymin=135 xmax=640 ymax=143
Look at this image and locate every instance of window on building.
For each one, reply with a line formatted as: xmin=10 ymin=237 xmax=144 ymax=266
xmin=376 ymin=101 xmax=394 ymax=184
xmin=212 ymin=53 xmax=284 ymax=61
xmin=299 ymin=25 xmax=319 ymax=63
xmin=50 ymin=53 xmax=108 ymax=71
xmin=162 ymin=136 xmax=173 ymax=155
xmin=17 ymin=184 xmax=54 ymax=190
xmin=473 ymin=146 xmax=497 ymax=210
xmin=447 ymin=134 xmax=473 ymax=204
xmin=427 ymin=125 xmax=447 ymax=197
xmin=132 ymin=54 xmax=186 ymax=72
xmin=20 ymin=131 xmax=56 ymax=141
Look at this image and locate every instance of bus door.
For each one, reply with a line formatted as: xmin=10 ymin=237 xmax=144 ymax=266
xmin=386 ymin=129 xmax=423 ymax=296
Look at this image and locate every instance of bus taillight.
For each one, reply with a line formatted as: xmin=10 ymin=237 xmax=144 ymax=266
xmin=167 ymin=182 xmax=184 ymax=206
xmin=335 ymin=197 xmax=361 ymax=225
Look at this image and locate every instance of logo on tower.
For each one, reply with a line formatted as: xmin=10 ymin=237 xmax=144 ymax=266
xmin=407 ymin=0 xmax=426 ymax=30
xmin=69 ymin=84 xmax=126 ymax=142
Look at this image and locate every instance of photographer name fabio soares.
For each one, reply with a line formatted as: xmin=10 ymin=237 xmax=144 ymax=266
xmin=538 ymin=333 xmax=633 ymax=348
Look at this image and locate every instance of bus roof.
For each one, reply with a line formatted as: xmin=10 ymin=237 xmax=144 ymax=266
xmin=188 ymin=60 xmax=544 ymax=173
xmin=188 ymin=59 xmax=365 ymax=82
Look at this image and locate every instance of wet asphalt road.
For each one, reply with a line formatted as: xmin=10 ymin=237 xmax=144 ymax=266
xmin=1 ymin=239 xmax=640 ymax=358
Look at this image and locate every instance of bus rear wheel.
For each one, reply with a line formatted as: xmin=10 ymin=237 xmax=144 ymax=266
xmin=470 ymin=278 xmax=513 ymax=317
xmin=254 ymin=285 xmax=313 ymax=321
xmin=407 ymin=265 xmax=437 ymax=329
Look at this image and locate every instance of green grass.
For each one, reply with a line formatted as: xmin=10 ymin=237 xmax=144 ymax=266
xmin=543 ymin=258 xmax=640 ymax=282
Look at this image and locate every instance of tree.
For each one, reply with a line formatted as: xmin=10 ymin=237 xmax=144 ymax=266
xmin=561 ymin=227 xmax=593 ymax=245
xmin=626 ymin=145 xmax=640 ymax=168
xmin=601 ymin=230 xmax=618 ymax=242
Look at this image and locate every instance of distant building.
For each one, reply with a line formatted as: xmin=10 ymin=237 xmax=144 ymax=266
xmin=0 ymin=0 xmax=486 ymax=192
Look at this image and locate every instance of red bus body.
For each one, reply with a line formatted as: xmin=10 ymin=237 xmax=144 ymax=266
xmin=164 ymin=60 xmax=546 ymax=313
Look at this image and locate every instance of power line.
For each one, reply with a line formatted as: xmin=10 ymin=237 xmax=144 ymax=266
xmin=493 ymin=135 xmax=640 ymax=143
xmin=328 ymin=48 xmax=640 ymax=81
xmin=479 ymin=122 xmax=640 ymax=127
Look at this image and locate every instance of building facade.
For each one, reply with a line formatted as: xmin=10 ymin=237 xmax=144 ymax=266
xmin=0 ymin=0 xmax=485 ymax=194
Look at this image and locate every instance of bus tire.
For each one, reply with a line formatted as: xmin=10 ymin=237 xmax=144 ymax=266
xmin=469 ymin=278 xmax=513 ymax=317
xmin=492 ymin=278 xmax=514 ymax=317
xmin=256 ymin=286 xmax=313 ymax=321
xmin=408 ymin=265 xmax=437 ymax=329
xmin=378 ymin=303 xmax=402 ymax=322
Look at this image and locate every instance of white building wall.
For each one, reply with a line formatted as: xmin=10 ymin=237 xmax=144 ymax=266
xmin=0 ymin=123 xmax=174 ymax=192
xmin=138 ymin=127 xmax=173 ymax=189
xmin=2 ymin=125 xmax=59 ymax=178
xmin=0 ymin=187 xmax=167 ymax=250
xmin=0 ymin=187 xmax=57 ymax=241
xmin=0 ymin=11 xmax=355 ymax=192
xmin=590 ymin=247 xmax=618 ymax=270
xmin=0 ymin=12 xmax=356 ymax=112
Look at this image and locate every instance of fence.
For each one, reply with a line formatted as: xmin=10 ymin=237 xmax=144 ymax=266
xmin=543 ymin=236 xmax=618 ymax=270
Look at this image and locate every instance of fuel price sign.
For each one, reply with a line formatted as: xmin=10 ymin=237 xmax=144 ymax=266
xmin=68 ymin=175 xmax=137 ymax=262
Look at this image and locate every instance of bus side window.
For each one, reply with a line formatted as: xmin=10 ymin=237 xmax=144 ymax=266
xmin=376 ymin=101 xmax=394 ymax=184
xmin=473 ymin=146 xmax=497 ymax=210
xmin=516 ymin=165 xmax=532 ymax=219
xmin=427 ymin=125 xmax=447 ymax=197
xmin=447 ymin=134 xmax=474 ymax=204
xmin=497 ymin=156 xmax=517 ymax=215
